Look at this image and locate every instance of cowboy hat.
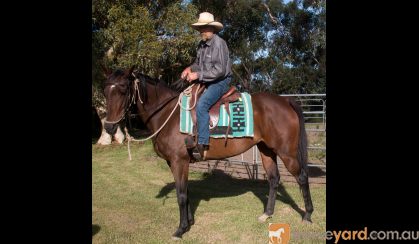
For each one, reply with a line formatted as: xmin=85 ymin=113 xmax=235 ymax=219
xmin=191 ymin=12 xmax=223 ymax=32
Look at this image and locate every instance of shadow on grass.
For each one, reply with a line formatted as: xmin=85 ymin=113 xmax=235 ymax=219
xmin=92 ymin=224 xmax=101 ymax=236
xmin=309 ymin=166 xmax=326 ymax=177
xmin=156 ymin=169 xmax=305 ymax=220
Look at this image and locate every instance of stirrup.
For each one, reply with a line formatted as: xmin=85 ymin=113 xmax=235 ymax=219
xmin=192 ymin=147 xmax=203 ymax=161
xmin=192 ymin=144 xmax=208 ymax=161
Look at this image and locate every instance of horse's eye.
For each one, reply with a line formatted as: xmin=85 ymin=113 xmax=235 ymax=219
xmin=118 ymin=84 xmax=127 ymax=93
xmin=103 ymin=87 xmax=109 ymax=96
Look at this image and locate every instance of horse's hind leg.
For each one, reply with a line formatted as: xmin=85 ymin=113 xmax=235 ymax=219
xmin=298 ymin=164 xmax=313 ymax=222
xmin=257 ymin=142 xmax=279 ymax=223
xmin=280 ymin=155 xmax=314 ymax=222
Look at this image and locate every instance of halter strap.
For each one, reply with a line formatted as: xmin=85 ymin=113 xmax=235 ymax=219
xmin=104 ymin=80 xmax=134 ymax=124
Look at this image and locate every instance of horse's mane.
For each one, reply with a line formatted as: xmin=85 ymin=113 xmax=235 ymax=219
xmin=132 ymin=71 xmax=188 ymax=93
xmin=133 ymin=72 xmax=159 ymax=85
xmin=107 ymin=69 xmax=188 ymax=103
xmin=104 ymin=69 xmax=129 ymax=86
xmin=170 ymin=77 xmax=189 ymax=92
xmin=110 ymin=69 xmax=126 ymax=80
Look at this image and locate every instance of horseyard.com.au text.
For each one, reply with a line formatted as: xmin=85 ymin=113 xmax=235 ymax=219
xmin=327 ymin=227 xmax=419 ymax=243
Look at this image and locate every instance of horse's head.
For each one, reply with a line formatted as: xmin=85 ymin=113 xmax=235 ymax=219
xmin=103 ymin=66 xmax=135 ymax=135
xmin=103 ymin=66 xmax=183 ymax=135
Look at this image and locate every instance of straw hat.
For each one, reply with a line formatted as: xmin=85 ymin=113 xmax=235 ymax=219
xmin=191 ymin=12 xmax=223 ymax=32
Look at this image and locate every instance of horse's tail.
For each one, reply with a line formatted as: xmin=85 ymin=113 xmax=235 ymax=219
xmin=288 ymin=98 xmax=309 ymax=182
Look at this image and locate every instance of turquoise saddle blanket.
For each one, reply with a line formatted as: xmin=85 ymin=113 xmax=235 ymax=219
xmin=179 ymin=92 xmax=254 ymax=138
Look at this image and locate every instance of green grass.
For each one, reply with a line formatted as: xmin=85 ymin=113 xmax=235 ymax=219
xmin=93 ymin=142 xmax=326 ymax=243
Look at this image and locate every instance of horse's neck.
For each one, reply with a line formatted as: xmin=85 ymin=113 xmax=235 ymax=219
xmin=152 ymin=82 xmax=178 ymax=103
xmin=137 ymin=82 xmax=179 ymax=132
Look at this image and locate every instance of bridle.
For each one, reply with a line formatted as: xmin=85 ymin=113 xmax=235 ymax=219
xmin=103 ymin=76 xmax=136 ymax=125
xmin=104 ymin=73 xmax=179 ymax=126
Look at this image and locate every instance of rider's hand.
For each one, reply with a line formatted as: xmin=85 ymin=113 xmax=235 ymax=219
xmin=186 ymin=72 xmax=199 ymax=83
xmin=181 ymin=67 xmax=192 ymax=79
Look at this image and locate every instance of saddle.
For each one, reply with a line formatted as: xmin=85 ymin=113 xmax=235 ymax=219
xmin=189 ymin=84 xmax=241 ymax=143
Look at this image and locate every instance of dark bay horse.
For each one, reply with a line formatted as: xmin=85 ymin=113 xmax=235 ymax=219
xmin=103 ymin=67 xmax=313 ymax=239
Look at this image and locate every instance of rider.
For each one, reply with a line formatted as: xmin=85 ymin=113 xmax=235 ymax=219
xmin=181 ymin=12 xmax=232 ymax=159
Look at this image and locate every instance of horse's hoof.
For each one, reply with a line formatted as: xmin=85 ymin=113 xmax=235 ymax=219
xmin=258 ymin=213 xmax=272 ymax=223
xmin=172 ymin=231 xmax=182 ymax=240
xmin=302 ymin=213 xmax=312 ymax=223
xmin=171 ymin=236 xmax=182 ymax=241
xmin=302 ymin=219 xmax=312 ymax=225
xmin=172 ymin=227 xmax=188 ymax=240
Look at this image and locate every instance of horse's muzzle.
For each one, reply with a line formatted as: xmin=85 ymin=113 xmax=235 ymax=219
xmin=104 ymin=122 xmax=118 ymax=136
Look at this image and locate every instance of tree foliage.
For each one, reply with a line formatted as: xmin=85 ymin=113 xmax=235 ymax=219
xmin=92 ymin=0 xmax=326 ymax=105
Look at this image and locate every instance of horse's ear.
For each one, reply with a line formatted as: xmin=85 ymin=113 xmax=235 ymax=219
xmin=102 ymin=65 xmax=113 ymax=77
xmin=127 ymin=65 xmax=136 ymax=76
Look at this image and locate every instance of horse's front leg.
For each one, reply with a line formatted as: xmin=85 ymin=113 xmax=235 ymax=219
xmin=171 ymin=159 xmax=191 ymax=240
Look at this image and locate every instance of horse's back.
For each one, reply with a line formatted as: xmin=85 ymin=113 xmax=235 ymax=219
xmin=251 ymin=92 xmax=297 ymax=119
xmin=250 ymin=92 xmax=300 ymax=140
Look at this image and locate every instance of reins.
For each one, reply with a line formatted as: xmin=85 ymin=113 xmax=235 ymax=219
xmin=124 ymin=78 xmax=201 ymax=160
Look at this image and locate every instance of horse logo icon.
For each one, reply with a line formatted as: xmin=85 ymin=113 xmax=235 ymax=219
xmin=268 ymin=223 xmax=290 ymax=244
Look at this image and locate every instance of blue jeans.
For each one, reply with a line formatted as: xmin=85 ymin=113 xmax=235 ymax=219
xmin=196 ymin=76 xmax=231 ymax=145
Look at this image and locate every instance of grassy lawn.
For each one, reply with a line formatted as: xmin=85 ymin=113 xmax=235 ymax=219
xmin=93 ymin=141 xmax=326 ymax=243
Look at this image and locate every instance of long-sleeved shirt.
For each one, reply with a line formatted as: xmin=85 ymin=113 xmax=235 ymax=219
xmin=190 ymin=34 xmax=232 ymax=83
